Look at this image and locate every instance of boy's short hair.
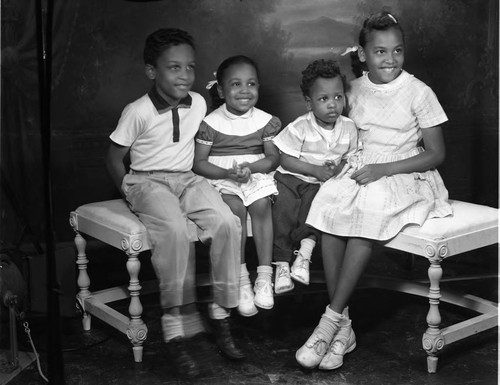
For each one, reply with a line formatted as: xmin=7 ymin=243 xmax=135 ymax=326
xmin=300 ymin=59 xmax=345 ymax=97
xmin=143 ymin=28 xmax=195 ymax=66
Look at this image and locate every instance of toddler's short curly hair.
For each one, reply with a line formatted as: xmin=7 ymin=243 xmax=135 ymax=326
xmin=300 ymin=59 xmax=345 ymax=97
xmin=143 ymin=28 xmax=194 ymax=67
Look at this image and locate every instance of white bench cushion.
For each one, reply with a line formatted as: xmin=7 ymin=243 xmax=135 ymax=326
xmin=384 ymin=200 xmax=498 ymax=258
xmin=71 ymin=199 xmax=498 ymax=258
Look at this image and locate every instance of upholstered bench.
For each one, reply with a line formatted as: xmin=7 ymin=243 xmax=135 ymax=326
xmin=69 ymin=199 xmax=498 ymax=372
xmin=371 ymin=200 xmax=497 ymax=373
xmin=69 ymin=199 xmax=252 ymax=363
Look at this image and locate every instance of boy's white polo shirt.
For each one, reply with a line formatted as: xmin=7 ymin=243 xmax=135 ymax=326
xmin=110 ymin=88 xmax=207 ymax=172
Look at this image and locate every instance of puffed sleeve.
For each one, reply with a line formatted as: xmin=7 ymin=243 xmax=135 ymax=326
xmin=262 ymin=116 xmax=281 ymax=142
xmin=195 ymin=120 xmax=216 ymax=146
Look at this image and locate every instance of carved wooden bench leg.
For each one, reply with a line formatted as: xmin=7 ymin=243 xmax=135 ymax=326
xmin=422 ymin=257 xmax=445 ymax=373
xmin=125 ymin=251 xmax=148 ymax=362
xmin=74 ymin=232 xmax=92 ymax=331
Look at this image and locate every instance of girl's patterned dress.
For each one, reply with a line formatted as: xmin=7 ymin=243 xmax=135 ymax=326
xmin=196 ymin=104 xmax=281 ymax=206
xmin=306 ymin=71 xmax=452 ymax=241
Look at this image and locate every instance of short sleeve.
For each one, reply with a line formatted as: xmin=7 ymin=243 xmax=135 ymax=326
xmin=343 ymin=120 xmax=359 ymax=159
xmin=262 ymin=116 xmax=282 ymax=141
xmin=195 ymin=120 xmax=216 ymax=145
xmin=272 ymin=121 xmax=305 ymax=159
xmin=413 ymin=86 xmax=448 ymax=128
xmin=109 ymin=103 xmax=145 ymax=147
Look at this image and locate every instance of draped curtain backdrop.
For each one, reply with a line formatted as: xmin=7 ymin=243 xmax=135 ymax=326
xmin=1 ymin=0 xmax=498 ymax=244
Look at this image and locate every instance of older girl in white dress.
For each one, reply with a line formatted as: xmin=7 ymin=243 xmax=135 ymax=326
xmin=296 ymin=12 xmax=452 ymax=371
xmin=194 ymin=56 xmax=280 ymax=317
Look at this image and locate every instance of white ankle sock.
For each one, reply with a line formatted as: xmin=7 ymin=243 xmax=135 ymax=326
xmin=181 ymin=311 xmax=206 ymax=338
xmin=240 ymin=263 xmax=251 ymax=287
xmin=315 ymin=307 xmax=342 ymax=342
xmin=324 ymin=305 xmax=343 ymax=322
xmin=256 ymin=265 xmax=273 ymax=281
xmin=299 ymin=238 xmax=316 ymax=261
xmin=338 ymin=306 xmax=352 ymax=327
xmin=162 ymin=314 xmax=184 ymax=342
xmin=209 ymin=302 xmax=230 ymax=320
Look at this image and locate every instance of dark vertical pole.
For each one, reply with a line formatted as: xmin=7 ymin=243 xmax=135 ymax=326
xmin=35 ymin=0 xmax=65 ymax=383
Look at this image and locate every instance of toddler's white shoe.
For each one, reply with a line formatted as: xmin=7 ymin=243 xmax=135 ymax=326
xmin=238 ymin=283 xmax=258 ymax=317
xmin=291 ymin=251 xmax=310 ymax=285
xmin=295 ymin=326 xmax=335 ymax=369
xmin=318 ymin=321 xmax=356 ymax=370
xmin=274 ymin=262 xmax=294 ymax=294
xmin=253 ymin=276 xmax=274 ymax=309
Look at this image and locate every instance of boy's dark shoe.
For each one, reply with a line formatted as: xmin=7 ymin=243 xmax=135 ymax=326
xmin=166 ymin=337 xmax=199 ymax=378
xmin=208 ymin=318 xmax=246 ymax=360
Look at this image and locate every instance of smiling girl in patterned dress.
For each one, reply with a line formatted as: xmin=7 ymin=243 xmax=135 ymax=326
xmin=296 ymin=11 xmax=452 ymax=371
xmin=194 ymin=55 xmax=281 ymax=317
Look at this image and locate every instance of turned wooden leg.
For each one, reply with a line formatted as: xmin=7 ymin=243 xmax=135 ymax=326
xmin=74 ymin=232 xmax=92 ymax=331
xmin=125 ymin=252 xmax=148 ymax=362
xmin=422 ymin=258 xmax=445 ymax=373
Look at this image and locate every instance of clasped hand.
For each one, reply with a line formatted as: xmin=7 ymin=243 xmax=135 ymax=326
xmin=228 ymin=160 xmax=251 ymax=183
xmin=315 ymin=160 xmax=342 ymax=182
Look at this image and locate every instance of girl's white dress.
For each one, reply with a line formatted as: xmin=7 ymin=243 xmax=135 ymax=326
xmin=196 ymin=104 xmax=280 ymax=206
xmin=306 ymin=71 xmax=452 ymax=241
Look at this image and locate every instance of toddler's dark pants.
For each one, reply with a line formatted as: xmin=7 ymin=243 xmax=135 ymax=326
xmin=272 ymin=171 xmax=321 ymax=263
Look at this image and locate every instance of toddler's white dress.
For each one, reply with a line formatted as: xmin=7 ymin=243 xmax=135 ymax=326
xmin=306 ymin=71 xmax=452 ymax=241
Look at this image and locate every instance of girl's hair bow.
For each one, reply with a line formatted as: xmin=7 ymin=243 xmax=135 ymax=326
xmin=206 ymin=71 xmax=218 ymax=89
xmin=341 ymin=46 xmax=359 ymax=56
xmin=387 ymin=13 xmax=398 ymax=23
xmin=206 ymin=80 xmax=217 ymax=90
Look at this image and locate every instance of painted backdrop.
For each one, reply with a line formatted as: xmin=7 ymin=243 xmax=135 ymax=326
xmin=1 ymin=0 xmax=498 ymax=242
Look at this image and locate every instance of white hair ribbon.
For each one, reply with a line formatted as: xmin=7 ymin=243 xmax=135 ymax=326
xmin=206 ymin=80 xmax=217 ymax=90
xmin=387 ymin=13 xmax=398 ymax=23
xmin=340 ymin=46 xmax=359 ymax=56
xmin=205 ymin=71 xmax=218 ymax=90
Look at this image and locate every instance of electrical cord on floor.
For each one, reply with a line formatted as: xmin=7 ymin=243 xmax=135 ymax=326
xmin=22 ymin=320 xmax=49 ymax=383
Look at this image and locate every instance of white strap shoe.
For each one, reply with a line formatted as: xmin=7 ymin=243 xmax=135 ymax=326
xmin=291 ymin=251 xmax=311 ymax=285
xmin=238 ymin=283 xmax=258 ymax=317
xmin=253 ymin=277 xmax=274 ymax=309
xmin=274 ymin=262 xmax=294 ymax=294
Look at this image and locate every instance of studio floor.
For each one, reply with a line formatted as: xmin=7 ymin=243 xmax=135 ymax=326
xmin=2 ymin=242 xmax=498 ymax=385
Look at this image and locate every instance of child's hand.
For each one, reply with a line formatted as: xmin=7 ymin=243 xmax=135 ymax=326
xmin=324 ymin=160 xmax=336 ymax=168
xmin=351 ymin=164 xmax=388 ymax=185
xmin=324 ymin=159 xmax=346 ymax=178
xmin=237 ymin=162 xmax=251 ymax=183
xmin=228 ymin=160 xmax=251 ymax=183
xmin=314 ymin=164 xmax=336 ymax=182
xmin=238 ymin=167 xmax=251 ymax=183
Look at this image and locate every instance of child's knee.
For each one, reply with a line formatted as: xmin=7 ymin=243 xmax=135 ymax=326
xmin=230 ymin=204 xmax=247 ymax=222
xmin=249 ymin=197 xmax=272 ymax=216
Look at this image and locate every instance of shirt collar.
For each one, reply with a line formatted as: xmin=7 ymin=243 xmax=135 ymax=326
xmin=307 ymin=111 xmax=340 ymax=135
xmin=222 ymin=103 xmax=253 ymax=120
xmin=148 ymin=86 xmax=192 ymax=114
